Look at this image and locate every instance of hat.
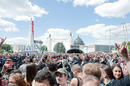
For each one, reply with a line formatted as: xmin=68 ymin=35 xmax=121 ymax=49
xmin=56 ymin=68 xmax=68 ymax=75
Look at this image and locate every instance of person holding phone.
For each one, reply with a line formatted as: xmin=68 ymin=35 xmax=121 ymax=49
xmin=1 ymin=58 xmax=14 ymax=86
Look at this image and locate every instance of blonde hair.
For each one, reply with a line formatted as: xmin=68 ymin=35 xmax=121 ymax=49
xmin=12 ymin=73 xmax=26 ymax=86
xmin=71 ymin=64 xmax=82 ymax=73
xmin=83 ymin=75 xmax=100 ymax=86
xmin=83 ymin=63 xmax=101 ymax=80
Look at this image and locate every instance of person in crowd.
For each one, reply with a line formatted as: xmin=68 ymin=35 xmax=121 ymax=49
xmin=82 ymin=63 xmax=101 ymax=80
xmin=24 ymin=63 xmax=37 ymax=86
xmin=110 ymin=53 xmax=120 ymax=66
xmin=8 ymin=73 xmax=25 ymax=86
xmin=70 ymin=64 xmax=82 ymax=86
xmin=8 ymin=69 xmax=22 ymax=84
xmin=46 ymin=60 xmax=58 ymax=75
xmin=11 ymin=53 xmax=20 ymax=69
xmin=0 ymin=41 xmax=129 ymax=86
xmin=106 ymin=75 xmax=130 ymax=86
xmin=32 ymin=57 xmax=37 ymax=64
xmin=93 ymin=54 xmax=100 ymax=63
xmin=81 ymin=54 xmax=90 ymax=66
xmin=55 ymin=68 xmax=69 ymax=86
xmin=123 ymin=64 xmax=129 ymax=76
xmin=1 ymin=54 xmax=6 ymax=70
xmin=8 ymin=69 xmax=22 ymax=77
xmin=0 ymin=72 xmax=3 ymax=86
xmin=32 ymin=69 xmax=56 ymax=86
xmin=126 ymin=61 xmax=130 ymax=74
xmin=1 ymin=58 xmax=14 ymax=86
xmin=115 ymin=42 xmax=128 ymax=59
xmin=106 ymin=42 xmax=130 ymax=86
xmin=18 ymin=59 xmax=28 ymax=77
xmin=1 ymin=58 xmax=14 ymax=76
xmin=42 ymin=60 xmax=59 ymax=85
xmin=82 ymin=75 xmax=100 ymax=86
xmin=100 ymin=66 xmax=114 ymax=86
xmin=112 ymin=64 xmax=124 ymax=80
xmin=36 ymin=55 xmax=47 ymax=70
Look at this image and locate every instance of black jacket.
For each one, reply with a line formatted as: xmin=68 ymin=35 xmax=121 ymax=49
xmin=106 ymin=76 xmax=130 ymax=86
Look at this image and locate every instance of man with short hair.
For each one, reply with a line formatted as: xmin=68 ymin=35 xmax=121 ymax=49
xmin=82 ymin=63 xmax=101 ymax=80
xmin=1 ymin=58 xmax=14 ymax=86
xmin=1 ymin=58 xmax=14 ymax=78
xmin=32 ymin=70 xmax=56 ymax=86
xmin=82 ymin=75 xmax=100 ymax=86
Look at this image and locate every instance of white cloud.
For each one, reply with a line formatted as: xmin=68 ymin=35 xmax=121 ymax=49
xmin=4 ymin=28 xmax=72 ymax=51
xmin=5 ymin=37 xmax=27 ymax=45
xmin=57 ymin=0 xmax=72 ymax=3
xmin=38 ymin=28 xmax=71 ymax=45
xmin=47 ymin=28 xmax=71 ymax=39
xmin=0 ymin=18 xmax=19 ymax=32
xmin=94 ymin=39 xmax=123 ymax=45
xmin=56 ymin=0 xmax=107 ymax=6
xmin=73 ymin=0 xmax=107 ymax=6
xmin=57 ymin=0 xmax=130 ymax=18
xmin=95 ymin=0 xmax=130 ymax=17
xmin=76 ymin=24 xmax=130 ymax=41
xmin=0 ymin=0 xmax=48 ymax=21
xmin=76 ymin=24 xmax=107 ymax=38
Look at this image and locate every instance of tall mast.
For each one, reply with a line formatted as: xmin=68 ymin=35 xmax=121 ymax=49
xmin=28 ymin=18 xmax=34 ymax=46
xmin=31 ymin=18 xmax=34 ymax=40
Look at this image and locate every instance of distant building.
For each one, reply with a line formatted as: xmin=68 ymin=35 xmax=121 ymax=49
xmin=70 ymin=36 xmax=87 ymax=52
xmin=87 ymin=44 xmax=114 ymax=53
xmin=47 ymin=33 xmax=87 ymax=53
xmin=71 ymin=36 xmax=84 ymax=49
xmin=47 ymin=32 xmax=73 ymax=52
xmin=66 ymin=36 xmax=88 ymax=53
xmin=11 ymin=19 xmax=42 ymax=53
xmin=12 ymin=44 xmax=25 ymax=53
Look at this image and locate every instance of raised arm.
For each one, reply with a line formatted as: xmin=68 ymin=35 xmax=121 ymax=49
xmin=0 ymin=38 xmax=6 ymax=50
xmin=115 ymin=42 xmax=128 ymax=59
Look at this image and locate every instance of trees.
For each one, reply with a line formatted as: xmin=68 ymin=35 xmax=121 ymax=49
xmin=128 ymin=42 xmax=130 ymax=53
xmin=0 ymin=44 xmax=13 ymax=53
xmin=40 ymin=45 xmax=47 ymax=53
xmin=53 ymin=42 xmax=66 ymax=53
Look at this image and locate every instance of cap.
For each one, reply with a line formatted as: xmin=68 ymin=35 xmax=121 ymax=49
xmin=56 ymin=68 xmax=68 ymax=75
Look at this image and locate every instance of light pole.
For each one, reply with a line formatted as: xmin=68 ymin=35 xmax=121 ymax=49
xmin=106 ymin=29 xmax=112 ymax=53
xmin=122 ymin=23 xmax=128 ymax=42
xmin=109 ymin=29 xmax=111 ymax=53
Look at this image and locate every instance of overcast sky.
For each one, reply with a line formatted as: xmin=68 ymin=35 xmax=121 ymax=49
xmin=0 ymin=0 xmax=130 ymax=45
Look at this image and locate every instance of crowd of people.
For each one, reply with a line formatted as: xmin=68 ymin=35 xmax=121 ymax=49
xmin=0 ymin=43 xmax=130 ymax=86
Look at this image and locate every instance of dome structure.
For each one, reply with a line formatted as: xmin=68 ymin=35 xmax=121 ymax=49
xmin=74 ymin=36 xmax=84 ymax=46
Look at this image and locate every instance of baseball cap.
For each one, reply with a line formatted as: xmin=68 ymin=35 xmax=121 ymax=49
xmin=56 ymin=68 xmax=68 ymax=75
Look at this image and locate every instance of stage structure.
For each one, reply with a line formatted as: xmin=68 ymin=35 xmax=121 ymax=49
xmin=47 ymin=33 xmax=73 ymax=52
xmin=25 ymin=19 xmax=42 ymax=54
